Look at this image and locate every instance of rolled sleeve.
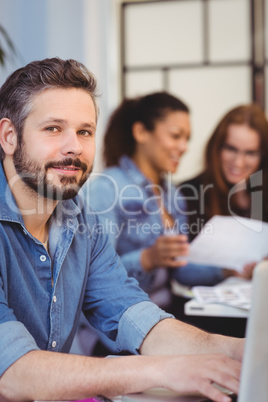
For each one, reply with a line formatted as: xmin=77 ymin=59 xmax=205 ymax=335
xmin=121 ymin=249 xmax=154 ymax=292
xmin=121 ymin=249 xmax=143 ymax=275
xmin=0 ymin=321 xmax=40 ymax=377
xmin=117 ymin=301 xmax=174 ymax=354
xmin=121 ymin=248 xmax=144 ymax=279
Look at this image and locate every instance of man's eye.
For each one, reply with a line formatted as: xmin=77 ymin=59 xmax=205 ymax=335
xmin=79 ymin=130 xmax=92 ymax=136
xmin=45 ymin=127 xmax=58 ymax=133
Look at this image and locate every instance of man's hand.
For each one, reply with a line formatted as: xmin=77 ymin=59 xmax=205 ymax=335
xmin=141 ymin=234 xmax=189 ymax=271
xmin=156 ymin=354 xmax=241 ymax=402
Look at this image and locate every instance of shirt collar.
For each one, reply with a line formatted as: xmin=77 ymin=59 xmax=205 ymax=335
xmin=0 ymin=162 xmax=24 ymax=224
xmin=118 ymin=155 xmax=170 ymax=192
xmin=118 ymin=155 xmax=153 ymax=187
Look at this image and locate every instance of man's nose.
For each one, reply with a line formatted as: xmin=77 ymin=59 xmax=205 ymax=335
xmin=61 ymin=131 xmax=83 ymax=156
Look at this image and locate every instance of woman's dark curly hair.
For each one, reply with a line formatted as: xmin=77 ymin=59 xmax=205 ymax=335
xmin=103 ymin=91 xmax=189 ymax=167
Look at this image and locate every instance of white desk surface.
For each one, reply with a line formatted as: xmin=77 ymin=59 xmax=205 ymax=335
xmin=172 ymin=277 xmax=250 ymax=318
xmin=184 ymin=298 xmax=248 ymax=318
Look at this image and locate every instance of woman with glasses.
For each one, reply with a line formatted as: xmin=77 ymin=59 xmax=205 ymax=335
xmin=179 ymin=103 xmax=268 ymax=278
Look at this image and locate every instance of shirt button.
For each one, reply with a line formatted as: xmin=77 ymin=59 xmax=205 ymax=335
xmin=40 ymin=255 xmax=47 ymax=262
xmin=52 ymin=341 xmax=57 ymax=348
xmin=53 ymin=295 xmax=57 ymax=303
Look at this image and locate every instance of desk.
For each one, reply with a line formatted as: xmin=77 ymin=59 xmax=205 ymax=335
xmin=182 ymin=299 xmax=248 ymax=337
xmin=170 ymin=278 xmax=249 ymax=338
xmin=167 ymin=295 xmax=247 ymax=338
xmin=184 ymin=299 xmax=248 ymax=318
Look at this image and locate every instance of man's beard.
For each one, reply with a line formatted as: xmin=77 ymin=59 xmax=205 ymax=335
xmin=13 ymin=141 xmax=92 ymax=200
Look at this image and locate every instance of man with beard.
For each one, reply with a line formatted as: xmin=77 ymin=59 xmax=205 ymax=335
xmin=0 ymin=58 xmax=242 ymax=402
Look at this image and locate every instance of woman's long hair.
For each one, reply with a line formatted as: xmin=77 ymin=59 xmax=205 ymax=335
xmin=103 ymin=91 xmax=189 ymax=167
xmin=203 ymin=104 xmax=268 ymax=221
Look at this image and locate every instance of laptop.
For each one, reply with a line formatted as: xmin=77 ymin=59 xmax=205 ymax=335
xmin=122 ymin=260 xmax=268 ymax=402
xmin=237 ymin=259 xmax=268 ymax=402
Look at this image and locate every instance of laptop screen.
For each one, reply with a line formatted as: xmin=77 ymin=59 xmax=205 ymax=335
xmin=238 ymin=260 xmax=268 ymax=402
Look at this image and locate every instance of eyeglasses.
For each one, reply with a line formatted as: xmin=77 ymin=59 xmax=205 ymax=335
xmin=221 ymin=143 xmax=261 ymax=162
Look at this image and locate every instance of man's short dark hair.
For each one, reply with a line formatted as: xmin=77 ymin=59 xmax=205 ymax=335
xmin=0 ymin=57 xmax=98 ymax=160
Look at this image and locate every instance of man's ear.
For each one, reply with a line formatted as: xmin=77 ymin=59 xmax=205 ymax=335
xmin=132 ymin=121 xmax=149 ymax=144
xmin=0 ymin=118 xmax=17 ymax=156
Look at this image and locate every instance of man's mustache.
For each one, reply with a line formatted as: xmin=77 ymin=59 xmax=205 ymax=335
xmin=45 ymin=158 xmax=88 ymax=173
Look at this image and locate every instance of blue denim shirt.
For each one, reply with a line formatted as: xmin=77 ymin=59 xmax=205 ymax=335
xmin=0 ymin=162 xmax=172 ymax=377
xmin=84 ymin=156 xmax=224 ymax=294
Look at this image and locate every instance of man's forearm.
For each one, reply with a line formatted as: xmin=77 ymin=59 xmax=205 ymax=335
xmin=140 ymin=318 xmax=244 ymax=361
xmin=0 ymin=350 xmax=160 ymax=401
xmin=0 ymin=341 xmax=242 ymax=402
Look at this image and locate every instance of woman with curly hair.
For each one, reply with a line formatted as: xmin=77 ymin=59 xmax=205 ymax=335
xmin=85 ymin=92 xmax=228 ymax=314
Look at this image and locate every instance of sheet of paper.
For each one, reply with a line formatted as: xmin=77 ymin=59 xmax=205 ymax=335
xmin=192 ymin=282 xmax=252 ymax=310
xmin=188 ymin=215 xmax=268 ymax=271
